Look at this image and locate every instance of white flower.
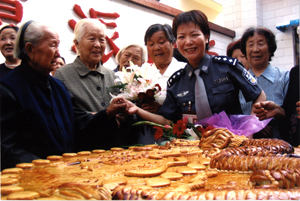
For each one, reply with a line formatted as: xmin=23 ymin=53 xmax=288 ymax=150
xmin=111 ymin=61 xmax=162 ymax=102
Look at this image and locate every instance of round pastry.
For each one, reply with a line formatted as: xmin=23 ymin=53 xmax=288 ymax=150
xmin=1 ymin=135 xmax=299 ymax=200
xmin=32 ymin=159 xmax=50 ymax=166
xmin=15 ymin=163 xmax=34 ymax=169
xmin=62 ymin=153 xmax=77 ymax=157
xmin=146 ymin=177 xmax=171 ymax=187
xmin=1 ymin=186 xmax=24 ymax=195
xmin=47 ymin=155 xmax=63 ymax=161
xmin=7 ymin=191 xmax=40 ymax=200
xmin=161 ymin=172 xmax=183 ymax=180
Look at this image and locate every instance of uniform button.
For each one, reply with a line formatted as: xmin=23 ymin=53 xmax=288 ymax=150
xmin=97 ymin=86 xmax=101 ymax=91
xmin=101 ymin=102 xmax=105 ymax=106
xmin=59 ymin=128 xmax=63 ymax=133
xmin=183 ymin=103 xmax=186 ymax=106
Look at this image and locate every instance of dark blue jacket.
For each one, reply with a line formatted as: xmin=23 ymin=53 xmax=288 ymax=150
xmin=0 ymin=61 xmax=113 ymax=170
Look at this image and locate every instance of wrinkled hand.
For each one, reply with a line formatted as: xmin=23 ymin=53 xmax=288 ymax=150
xmin=253 ymin=101 xmax=278 ymax=120
xmin=141 ymin=102 xmax=161 ymax=114
xmin=106 ymin=97 xmax=127 ymax=118
xmin=296 ymin=101 xmax=300 ymax=119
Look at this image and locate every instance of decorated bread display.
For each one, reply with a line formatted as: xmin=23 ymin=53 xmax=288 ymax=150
xmin=1 ymin=128 xmax=300 ymax=200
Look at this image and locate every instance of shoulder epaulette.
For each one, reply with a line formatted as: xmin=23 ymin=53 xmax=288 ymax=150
xmin=167 ymin=68 xmax=185 ymax=87
xmin=213 ymin=56 xmax=238 ymax=66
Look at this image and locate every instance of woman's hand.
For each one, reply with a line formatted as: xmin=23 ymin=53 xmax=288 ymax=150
xmin=125 ymin=100 xmax=139 ymax=115
xmin=253 ymin=101 xmax=284 ymax=121
xmin=106 ymin=97 xmax=127 ymax=118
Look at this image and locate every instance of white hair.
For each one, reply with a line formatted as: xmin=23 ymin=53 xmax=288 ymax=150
xmin=115 ymin=44 xmax=147 ymax=64
xmin=73 ymin=18 xmax=107 ymax=55
xmin=14 ymin=21 xmax=46 ymax=59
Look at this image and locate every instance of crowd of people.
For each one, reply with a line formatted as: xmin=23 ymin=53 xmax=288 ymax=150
xmin=0 ymin=9 xmax=299 ymax=170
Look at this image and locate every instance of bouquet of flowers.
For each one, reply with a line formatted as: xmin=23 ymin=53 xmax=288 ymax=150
xmin=111 ymin=62 xmax=162 ymax=105
xmin=133 ymin=117 xmax=213 ymax=141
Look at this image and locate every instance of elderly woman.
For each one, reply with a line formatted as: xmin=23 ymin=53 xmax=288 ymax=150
xmin=239 ymin=27 xmax=290 ymax=139
xmin=50 ymin=56 xmax=65 ymax=76
xmin=144 ymin=23 xmax=186 ymax=108
xmin=226 ymin=39 xmax=250 ymax=70
xmin=132 ymin=24 xmax=187 ymax=145
xmin=0 ymin=21 xmax=128 ymax=170
xmin=126 ymin=10 xmax=266 ymax=131
xmin=113 ymin=44 xmax=146 ymax=72
xmin=54 ymin=18 xmax=134 ymax=151
xmin=54 ymin=18 xmax=119 ymax=113
xmin=0 ymin=24 xmax=21 ymax=78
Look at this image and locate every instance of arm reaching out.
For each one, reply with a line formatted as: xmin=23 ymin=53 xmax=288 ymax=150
xmin=126 ymin=100 xmax=172 ymax=125
xmin=250 ymin=90 xmax=266 ymax=115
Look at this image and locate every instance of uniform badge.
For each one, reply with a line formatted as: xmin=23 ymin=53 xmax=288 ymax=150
xmin=202 ymin=65 xmax=208 ymax=71
xmin=177 ymin=91 xmax=189 ymax=97
xmin=242 ymin=69 xmax=257 ymax=85
xmin=214 ymin=77 xmax=229 ymax=84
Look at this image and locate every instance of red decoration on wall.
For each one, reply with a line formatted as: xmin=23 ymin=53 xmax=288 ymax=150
xmin=90 ymin=9 xmax=118 ymax=28
xmin=0 ymin=0 xmax=23 ymax=23
xmin=73 ymin=4 xmax=87 ymax=19
xmin=68 ymin=19 xmax=77 ymax=30
xmin=206 ymin=40 xmax=219 ymax=56
xmin=68 ymin=4 xmax=120 ymax=63
xmin=89 ymin=10 xmax=120 ymax=19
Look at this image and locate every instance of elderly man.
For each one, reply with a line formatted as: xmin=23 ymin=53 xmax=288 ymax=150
xmin=0 ymin=20 xmax=128 ymax=170
xmin=113 ymin=44 xmax=146 ymax=72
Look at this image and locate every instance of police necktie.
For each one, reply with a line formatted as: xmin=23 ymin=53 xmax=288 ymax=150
xmin=194 ymin=69 xmax=212 ymax=120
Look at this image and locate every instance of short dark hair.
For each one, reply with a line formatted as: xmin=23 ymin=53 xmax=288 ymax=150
xmin=172 ymin=10 xmax=210 ymax=50
xmin=241 ymin=27 xmax=277 ymax=61
xmin=0 ymin=24 xmax=19 ymax=35
xmin=227 ymin=39 xmax=242 ymax=57
xmin=144 ymin=24 xmax=175 ymax=45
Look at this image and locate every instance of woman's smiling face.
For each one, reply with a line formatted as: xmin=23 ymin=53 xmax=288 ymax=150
xmin=246 ymin=32 xmax=271 ymax=70
xmin=146 ymin=30 xmax=173 ymax=68
xmin=176 ymin=22 xmax=208 ymax=68
xmin=0 ymin=28 xmax=18 ymax=60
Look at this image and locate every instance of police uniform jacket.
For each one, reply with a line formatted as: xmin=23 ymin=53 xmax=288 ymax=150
xmin=158 ymin=53 xmax=262 ymax=123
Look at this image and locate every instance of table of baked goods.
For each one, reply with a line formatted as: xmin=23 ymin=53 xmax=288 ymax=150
xmin=1 ymin=128 xmax=300 ymax=200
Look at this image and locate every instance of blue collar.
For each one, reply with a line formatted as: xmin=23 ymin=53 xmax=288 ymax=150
xmin=250 ymin=63 xmax=275 ymax=83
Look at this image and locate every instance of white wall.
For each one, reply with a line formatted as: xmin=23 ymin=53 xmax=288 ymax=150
xmin=0 ymin=0 xmax=234 ymax=68
xmin=0 ymin=0 xmax=174 ymax=68
xmin=223 ymin=0 xmax=299 ymax=71
xmin=262 ymin=0 xmax=299 ymax=71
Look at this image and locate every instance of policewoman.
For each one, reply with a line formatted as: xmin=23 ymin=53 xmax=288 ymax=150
xmin=126 ymin=10 xmax=266 ymax=128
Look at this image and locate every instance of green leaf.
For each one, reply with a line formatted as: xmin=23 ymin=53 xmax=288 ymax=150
xmin=132 ymin=121 xmax=164 ymax=128
xmin=110 ymin=83 xmax=128 ymax=90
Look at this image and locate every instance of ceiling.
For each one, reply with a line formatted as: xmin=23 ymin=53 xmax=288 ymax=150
xmin=192 ymin=0 xmax=223 ymax=12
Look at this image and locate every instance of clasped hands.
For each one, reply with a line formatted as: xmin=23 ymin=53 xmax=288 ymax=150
xmin=106 ymin=97 xmax=140 ymax=118
xmin=253 ymin=100 xmax=300 ymax=121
